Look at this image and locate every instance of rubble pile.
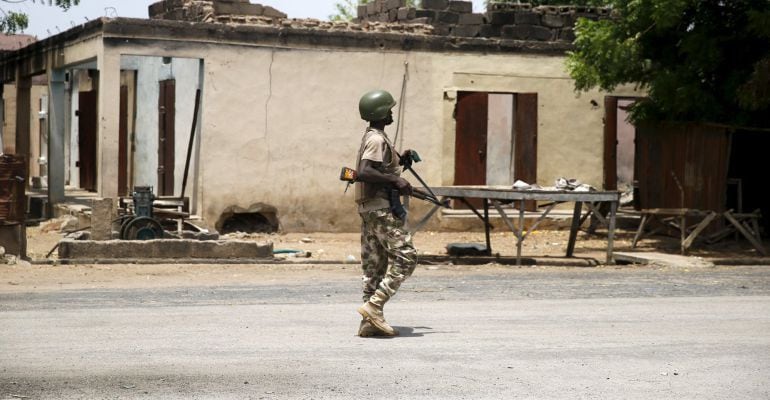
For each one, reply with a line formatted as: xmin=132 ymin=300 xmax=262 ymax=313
xmin=147 ymin=0 xmax=611 ymax=41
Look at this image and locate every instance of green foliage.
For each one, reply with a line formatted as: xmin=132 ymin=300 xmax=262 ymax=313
xmin=567 ymin=0 xmax=770 ymax=127
xmin=330 ymin=0 xmax=418 ymax=21
xmin=0 ymin=0 xmax=80 ymax=34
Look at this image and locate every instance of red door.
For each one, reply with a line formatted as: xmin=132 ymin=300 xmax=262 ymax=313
xmin=158 ymin=79 xmax=175 ymax=196
xmin=77 ymin=90 xmax=98 ymax=192
xmin=454 ymin=92 xmax=488 ymax=208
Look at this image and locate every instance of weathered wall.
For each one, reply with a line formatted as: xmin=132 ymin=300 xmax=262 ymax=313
xmin=110 ymin=42 xmax=617 ymax=231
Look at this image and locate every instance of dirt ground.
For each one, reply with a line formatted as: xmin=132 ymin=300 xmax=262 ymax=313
xmin=0 ymin=222 xmax=764 ymax=294
xmin=22 ymin=223 xmax=765 ymax=263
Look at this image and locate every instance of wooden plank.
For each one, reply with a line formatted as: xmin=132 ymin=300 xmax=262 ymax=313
xmin=606 ymin=200 xmax=617 ymax=264
xmin=682 ymin=211 xmax=718 ymax=250
xmin=632 ymin=214 xmax=649 ymax=248
xmin=723 ymin=210 xmax=768 ymax=256
xmin=603 ymin=96 xmax=618 ymax=190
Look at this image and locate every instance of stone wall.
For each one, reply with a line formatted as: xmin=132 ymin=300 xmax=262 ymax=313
xmin=357 ymin=0 xmax=611 ymax=41
xmin=149 ymin=0 xmax=287 ymax=23
xmin=148 ymin=0 xmax=611 ymax=41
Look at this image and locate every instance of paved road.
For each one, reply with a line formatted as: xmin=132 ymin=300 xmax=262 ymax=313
xmin=1 ymin=265 xmax=769 ymax=399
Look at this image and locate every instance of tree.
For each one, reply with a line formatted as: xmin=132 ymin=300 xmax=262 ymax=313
xmin=0 ymin=0 xmax=80 ymax=34
xmin=567 ymin=0 xmax=770 ymax=128
xmin=330 ymin=0 xmax=418 ymax=21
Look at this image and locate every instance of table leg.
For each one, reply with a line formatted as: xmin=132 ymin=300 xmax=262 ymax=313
xmin=606 ymin=201 xmax=617 ymax=265
xmin=483 ymin=199 xmax=492 ymax=256
xmin=517 ymin=202 xmax=525 ymax=265
xmin=566 ymin=201 xmax=583 ymax=257
xmin=632 ymin=214 xmax=649 ymax=248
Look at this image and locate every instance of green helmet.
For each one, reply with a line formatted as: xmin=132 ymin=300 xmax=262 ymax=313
xmin=359 ymin=90 xmax=396 ymax=121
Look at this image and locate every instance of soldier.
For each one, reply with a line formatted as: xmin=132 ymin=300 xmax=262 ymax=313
xmin=354 ymin=89 xmax=419 ymax=337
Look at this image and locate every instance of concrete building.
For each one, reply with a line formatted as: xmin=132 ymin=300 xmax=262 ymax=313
xmin=0 ymin=1 xmax=638 ymax=232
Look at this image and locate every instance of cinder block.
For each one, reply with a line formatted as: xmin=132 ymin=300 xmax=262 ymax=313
xmin=415 ymin=9 xmax=437 ymax=21
xmin=375 ymin=0 xmax=387 ymax=13
xmin=458 ymin=13 xmax=484 ymax=25
xmin=397 ymin=7 xmax=416 ymax=20
xmin=422 ymin=0 xmax=449 ymax=11
xmin=405 ymin=17 xmax=431 ymax=24
xmin=541 ymin=13 xmax=566 ymax=28
xmin=378 ymin=13 xmax=390 ymax=22
xmin=262 ymin=5 xmax=287 ymax=18
xmin=366 ymin=2 xmax=378 ymax=16
xmin=386 ymin=0 xmax=407 ymax=11
xmin=452 ymin=24 xmax=480 ymax=37
xmin=502 ymin=24 xmax=554 ymax=41
xmin=148 ymin=2 xmax=165 ymax=18
xmin=479 ymin=24 xmax=500 ymax=37
xmin=389 ymin=9 xmax=398 ymax=21
xmin=448 ymin=1 xmax=473 ymax=13
xmin=91 ymin=198 xmax=114 ymax=241
xmin=436 ymin=11 xmax=459 ymax=24
xmin=213 ymin=2 xmax=264 ymax=16
xmin=358 ymin=5 xmax=368 ymax=19
xmin=559 ymin=27 xmax=576 ymax=42
xmin=514 ymin=11 xmax=541 ymax=25
xmin=487 ymin=11 xmax=516 ymax=25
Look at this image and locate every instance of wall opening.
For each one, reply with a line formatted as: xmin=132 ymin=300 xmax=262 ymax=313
xmin=216 ymin=204 xmax=279 ymax=234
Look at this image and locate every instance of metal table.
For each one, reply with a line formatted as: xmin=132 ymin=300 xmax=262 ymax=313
xmin=409 ymin=186 xmax=621 ymax=265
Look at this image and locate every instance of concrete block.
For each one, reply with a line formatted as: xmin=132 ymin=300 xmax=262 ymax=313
xmin=366 ymin=2 xmax=378 ymax=16
xmin=164 ymin=0 xmax=187 ymax=12
xmin=58 ymin=239 xmax=274 ymax=260
xmin=487 ymin=11 xmax=516 ymax=25
xmin=415 ymin=9 xmax=437 ymax=21
xmin=458 ymin=13 xmax=484 ymax=25
xmin=502 ymin=24 xmax=554 ymax=41
xmin=436 ymin=11 xmax=460 ymax=24
xmin=375 ymin=0 xmax=387 ymax=13
xmin=389 ymin=9 xmax=398 ymax=22
xmin=452 ymin=24 xmax=480 ymax=37
xmin=386 ymin=0 xmax=407 ymax=11
xmin=91 ymin=198 xmax=114 ymax=241
xmin=405 ymin=17 xmax=431 ymax=24
xmin=432 ymin=24 xmax=452 ymax=35
xmin=262 ymin=5 xmax=287 ymax=18
xmin=165 ymin=8 xmax=186 ymax=20
xmin=514 ymin=11 xmax=541 ymax=26
xmin=148 ymin=2 xmax=165 ymax=18
xmin=542 ymin=13 xmax=566 ymax=28
xmin=398 ymin=7 xmax=416 ymax=20
xmin=358 ymin=5 xmax=368 ymax=19
xmin=448 ymin=1 xmax=473 ymax=13
xmin=213 ymin=2 xmax=263 ymax=16
xmin=0 ymin=224 xmax=24 ymax=257
xmin=559 ymin=27 xmax=576 ymax=42
xmin=422 ymin=0 xmax=449 ymax=11
xmin=378 ymin=13 xmax=390 ymax=22
xmin=479 ymin=24 xmax=500 ymax=37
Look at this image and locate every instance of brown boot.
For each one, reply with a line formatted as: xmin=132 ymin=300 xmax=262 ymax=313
xmin=358 ymin=319 xmax=399 ymax=337
xmin=357 ymin=302 xmax=398 ymax=336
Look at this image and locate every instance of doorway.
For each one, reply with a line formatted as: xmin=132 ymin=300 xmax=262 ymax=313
xmin=454 ymin=91 xmax=538 ymax=209
xmin=77 ymin=89 xmax=98 ymax=192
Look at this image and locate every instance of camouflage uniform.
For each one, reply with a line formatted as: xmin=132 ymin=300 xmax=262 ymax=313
xmin=355 ymin=127 xmax=418 ymax=307
xmin=360 ymin=209 xmax=418 ymax=306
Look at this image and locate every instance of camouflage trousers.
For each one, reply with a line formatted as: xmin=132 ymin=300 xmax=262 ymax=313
xmin=360 ymin=209 xmax=418 ymax=306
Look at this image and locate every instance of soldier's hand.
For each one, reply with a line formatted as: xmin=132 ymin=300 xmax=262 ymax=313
xmin=395 ymin=177 xmax=412 ymax=195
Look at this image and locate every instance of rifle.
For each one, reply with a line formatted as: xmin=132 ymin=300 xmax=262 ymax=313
xmin=339 ymin=150 xmax=448 ymax=220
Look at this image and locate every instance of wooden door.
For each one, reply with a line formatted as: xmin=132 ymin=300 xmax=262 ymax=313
xmin=118 ymin=85 xmax=129 ymax=197
xmin=514 ymin=93 xmax=538 ymax=211
xmin=77 ymin=90 xmax=98 ymax=192
xmin=454 ymin=92 xmax=488 ymax=208
xmin=158 ymin=79 xmax=175 ymax=196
